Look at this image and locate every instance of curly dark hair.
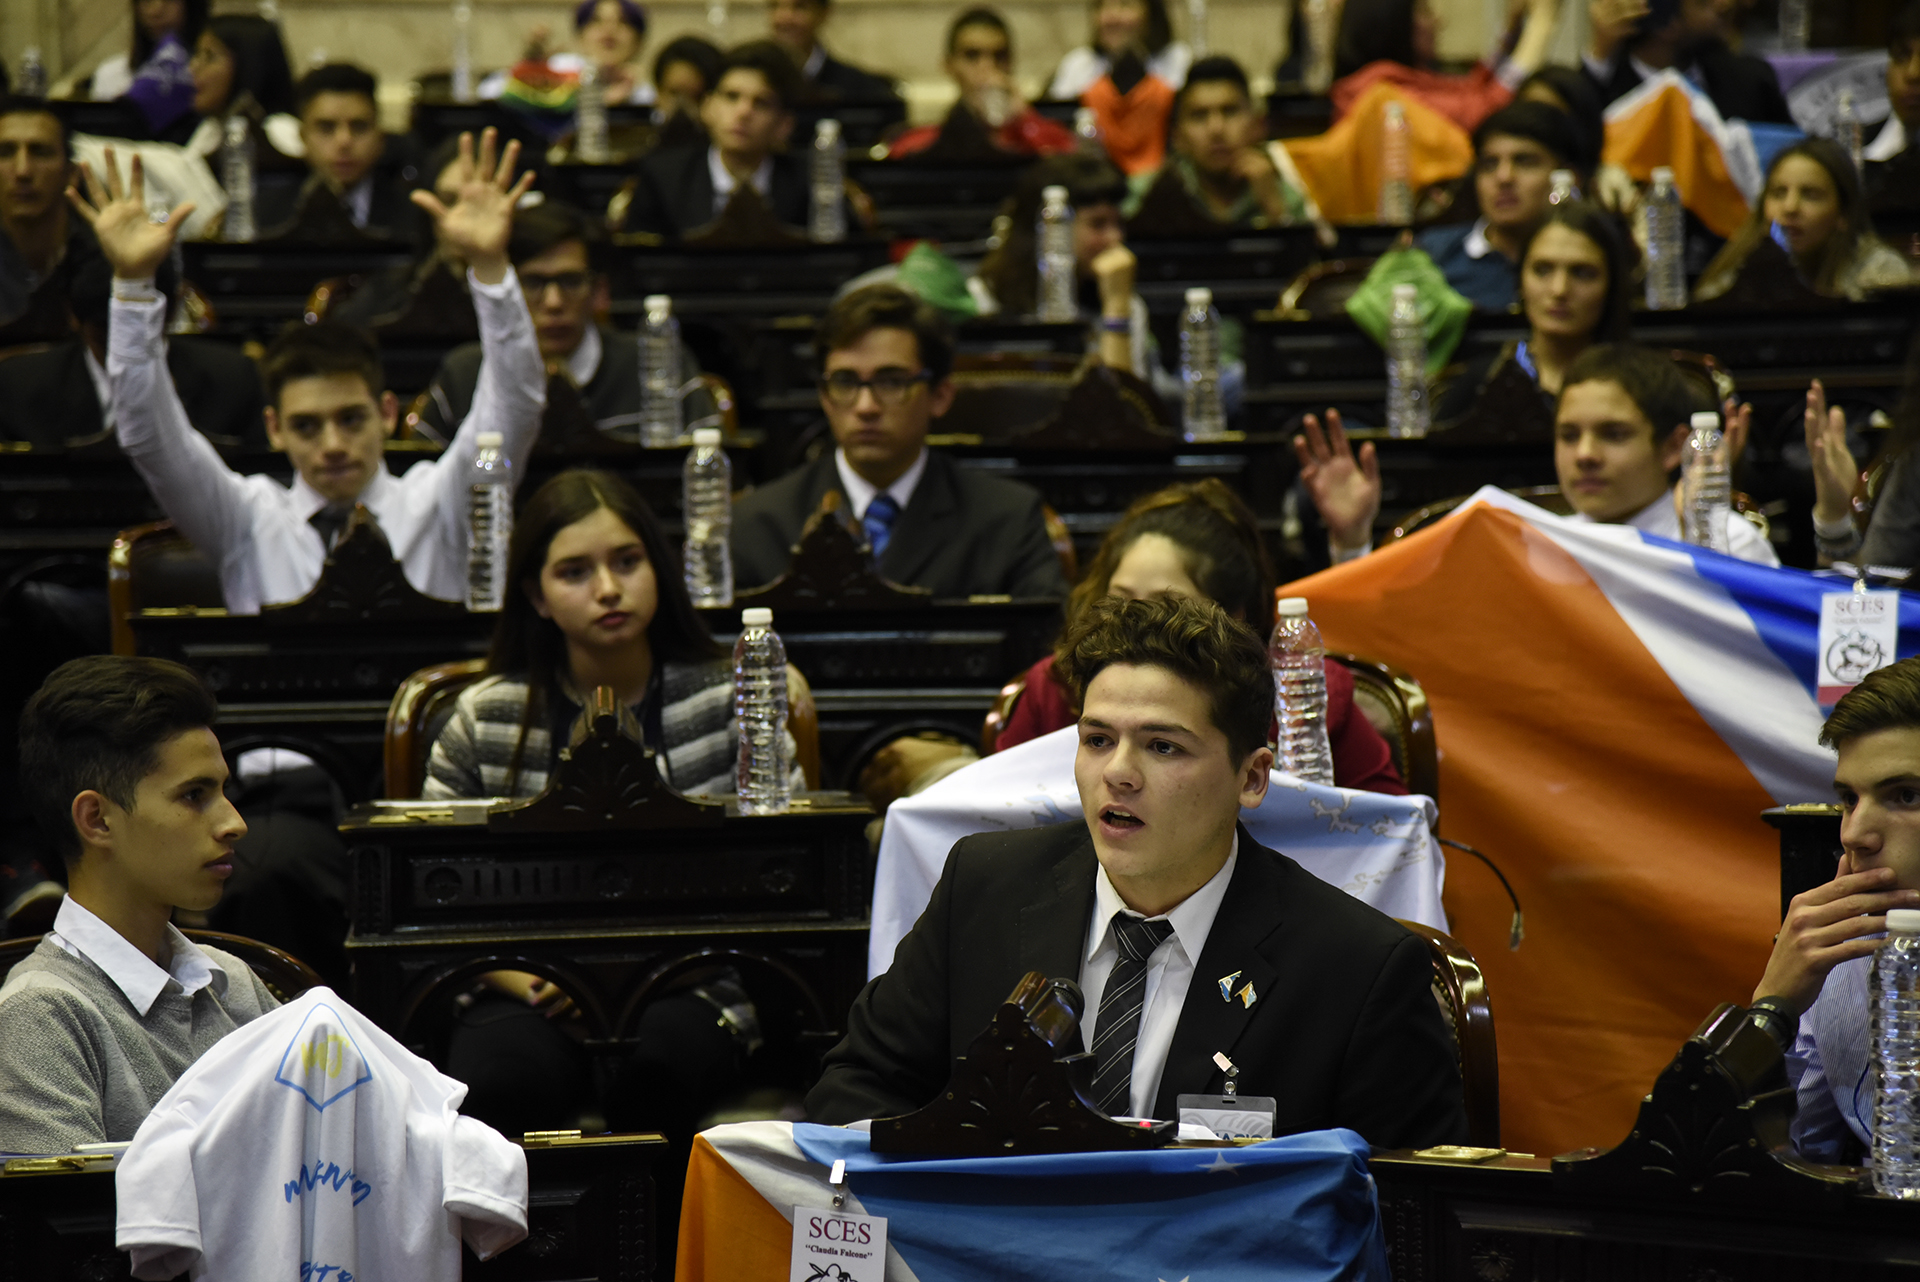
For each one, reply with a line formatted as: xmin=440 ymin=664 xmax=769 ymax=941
xmin=1063 ymin=479 xmax=1274 ymax=636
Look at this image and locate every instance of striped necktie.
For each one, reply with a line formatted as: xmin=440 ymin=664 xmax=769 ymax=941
xmin=863 ymin=491 xmax=901 ymax=560
xmin=1089 ymin=913 xmax=1175 ymax=1116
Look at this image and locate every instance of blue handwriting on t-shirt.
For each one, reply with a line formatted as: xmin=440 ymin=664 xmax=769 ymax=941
xmin=300 ymin=1264 xmax=352 ymax=1281
xmin=284 ymin=1160 xmax=373 ymax=1207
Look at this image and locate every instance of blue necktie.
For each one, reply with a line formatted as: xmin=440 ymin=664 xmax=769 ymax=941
xmin=863 ymin=492 xmax=901 ymax=560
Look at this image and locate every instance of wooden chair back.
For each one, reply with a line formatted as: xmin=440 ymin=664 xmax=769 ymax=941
xmin=1330 ymin=653 xmax=1438 ymax=803
xmin=384 ymin=658 xmax=823 ymax=798
xmin=1269 ymin=257 xmax=1379 ymax=320
xmin=1041 ymin=505 xmax=1078 ymax=585
xmin=0 ymin=929 xmax=321 ymax=1002
xmin=107 ymin=521 xmax=226 ymax=656
xmin=980 ymin=671 xmax=1031 ymax=755
xmin=1398 ymin=919 xmax=1499 ymax=1148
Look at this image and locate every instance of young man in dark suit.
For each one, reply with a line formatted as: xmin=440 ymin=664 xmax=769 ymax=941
xmin=0 ymin=95 xmax=96 ymax=343
xmin=729 ymin=283 xmax=1068 ymax=600
xmin=806 ymin=593 xmax=1466 ymax=1147
xmin=1581 ymin=0 xmax=1790 ymax=124
xmin=767 ymin=0 xmax=901 ymax=105
xmin=626 ymin=41 xmax=816 ymax=237
xmin=259 ymin=64 xmax=423 ymax=244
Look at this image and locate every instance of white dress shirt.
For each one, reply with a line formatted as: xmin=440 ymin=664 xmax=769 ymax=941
xmin=1867 ymin=116 xmax=1909 ymax=164
xmin=833 ymin=446 xmax=929 ymax=521
xmin=110 ymin=268 xmax=546 ymax=614
xmin=1077 ymin=834 xmax=1238 ymax=1119
xmin=46 ymin=896 xmax=226 ymax=1018
xmin=1577 ymin=488 xmax=1781 ymax=567
xmin=343 ymin=174 xmax=374 ymax=228
xmin=566 ymin=320 xmax=604 ymax=385
xmin=708 ymin=146 xmax=774 ymax=219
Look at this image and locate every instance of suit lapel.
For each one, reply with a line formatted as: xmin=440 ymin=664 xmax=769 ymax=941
xmin=1016 ymin=826 xmax=1099 ymax=1052
xmin=682 ymin=148 xmax=717 ymax=234
xmin=1152 ymin=826 xmax=1288 ymax=1115
xmin=878 ymin=451 xmax=957 ymax=588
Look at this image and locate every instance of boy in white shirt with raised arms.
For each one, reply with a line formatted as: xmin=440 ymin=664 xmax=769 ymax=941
xmin=66 ymin=129 xmax=545 ymax=615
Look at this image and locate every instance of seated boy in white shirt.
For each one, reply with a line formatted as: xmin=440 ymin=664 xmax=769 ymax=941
xmin=1295 ymin=341 xmax=1780 ymax=568
xmin=0 ymin=656 xmax=280 ymax=1154
xmin=65 ymin=130 xmax=546 ymax=615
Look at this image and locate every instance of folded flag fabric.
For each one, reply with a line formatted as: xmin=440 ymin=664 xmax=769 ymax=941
xmin=1281 ymin=82 xmax=1473 ymax=225
xmin=873 ymin=725 xmax=1444 ymax=976
xmin=1281 ymin=487 xmax=1920 ymax=1158
xmin=1346 ymin=246 xmax=1474 ymax=375
xmin=678 ymin=1120 xmax=1389 ymax=1282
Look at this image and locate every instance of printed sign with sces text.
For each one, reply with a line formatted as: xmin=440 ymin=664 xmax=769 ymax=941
xmin=1818 ymin=589 xmax=1900 ymax=705
xmin=791 ymin=1206 xmax=887 ymax=1282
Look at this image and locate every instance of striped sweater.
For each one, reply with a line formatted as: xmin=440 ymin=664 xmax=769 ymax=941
xmin=422 ymin=660 xmax=800 ymax=800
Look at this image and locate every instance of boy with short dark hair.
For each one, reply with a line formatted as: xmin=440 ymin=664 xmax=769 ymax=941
xmin=765 ymin=0 xmax=900 ymax=104
xmin=66 ymin=131 xmax=544 ymax=614
xmin=272 ymin=62 xmax=416 ymax=241
xmin=1129 ymin=56 xmax=1315 ymax=229
xmin=0 ymin=657 xmax=279 ymax=1154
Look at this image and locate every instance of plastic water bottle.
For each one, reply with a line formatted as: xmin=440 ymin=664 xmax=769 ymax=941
xmin=1037 ymin=184 xmax=1077 ymax=323
xmin=1074 ymin=108 xmax=1104 ymax=152
xmin=221 ymin=116 xmax=256 ymax=243
xmin=1548 ymin=168 xmax=1578 ymax=204
xmin=683 ymin=427 xmax=734 ymax=608
xmin=1837 ymin=90 xmax=1864 ymax=177
xmin=734 ymin=608 xmax=791 ymax=814
xmin=1179 ymin=287 xmax=1227 ymax=442
xmin=576 ymin=63 xmax=611 ymax=162
xmin=451 ymin=1 xmax=475 ymax=102
xmin=1378 ymin=101 xmax=1412 ymax=226
xmin=1778 ymin=0 xmax=1809 ymax=52
xmin=639 ymin=294 xmax=682 ymax=448
xmin=1303 ymin=0 xmax=1335 ymax=93
xmin=1270 ymin=598 xmax=1334 ymax=785
xmin=1385 ymin=283 xmax=1429 ymax=439
xmin=1874 ymin=909 xmax=1920 ymax=1197
xmin=1187 ymin=0 xmax=1209 ymax=58
xmin=466 ymin=431 xmax=512 ymax=611
xmin=1681 ymin=411 xmax=1731 ymax=554
xmin=1645 ymin=166 xmax=1687 ymax=311
xmin=18 ymin=48 xmax=47 ymax=100
xmin=810 ymin=119 xmax=846 ymax=243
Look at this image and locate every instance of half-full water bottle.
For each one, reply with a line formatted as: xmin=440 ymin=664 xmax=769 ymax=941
xmin=466 ymin=431 xmax=512 ymax=611
xmin=575 ymin=63 xmax=611 ymax=162
xmin=734 ymin=608 xmax=791 ymax=815
xmin=1548 ymin=168 xmax=1578 ymax=204
xmin=1378 ymin=101 xmax=1412 ymax=226
xmin=451 ymin=2 xmax=475 ymax=102
xmin=1681 ymin=410 xmax=1731 ymax=554
xmin=18 ymin=48 xmax=47 ymax=100
xmin=810 ymin=119 xmax=846 ymax=243
xmin=1385 ymin=283 xmax=1429 ymax=439
xmin=1270 ymin=597 xmax=1334 ymax=785
xmin=639 ymin=294 xmax=682 ymax=448
xmin=1778 ymin=0 xmax=1809 ymax=52
xmin=1645 ymin=166 xmax=1687 ymax=310
xmin=683 ymin=427 xmax=734 ymax=608
xmin=1837 ymin=90 xmax=1864 ymax=176
xmin=221 ymin=116 xmax=256 ymax=243
xmin=1875 ymin=909 xmax=1920 ymax=1197
xmin=1179 ymin=287 xmax=1226 ymax=442
xmin=1036 ymin=184 xmax=1077 ymax=323
xmin=1074 ymin=108 xmax=1104 ymax=152
xmin=1302 ymin=0 xmax=1335 ymax=94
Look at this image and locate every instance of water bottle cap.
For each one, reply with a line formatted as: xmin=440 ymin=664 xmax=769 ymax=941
xmin=816 ymin=118 xmax=841 ymax=140
xmin=1651 ymin=165 xmax=1674 ymax=183
xmin=1690 ymin=412 xmax=1720 ymax=430
xmin=1391 ymin=283 xmax=1418 ymax=301
xmin=644 ymin=293 xmax=672 ymax=313
xmin=741 ymin=607 xmax=773 ymax=626
xmin=1184 ymin=287 xmax=1212 ymax=306
xmin=691 ymin=427 xmax=722 ymax=447
xmin=1276 ymin=596 xmax=1309 ymax=616
xmin=1890 ymin=909 xmax=1920 ymax=933
xmin=475 ymin=431 xmax=504 ymax=448
xmin=1041 ymin=185 xmax=1069 ymax=205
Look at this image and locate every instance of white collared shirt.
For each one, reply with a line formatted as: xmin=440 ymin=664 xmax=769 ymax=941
xmin=1077 ymin=833 xmax=1239 ymax=1120
xmin=1867 ymin=116 xmax=1909 ymax=164
xmin=1574 ymin=487 xmax=1781 ymax=567
xmin=83 ymin=344 xmax=115 ymax=431
xmin=47 ymin=896 xmax=225 ymax=1018
xmin=344 ymin=174 xmax=374 ymax=228
xmin=708 ymin=146 xmax=774 ymax=219
xmin=834 ymin=446 xmax=929 ymax=521
xmin=566 ymin=321 xmax=604 ymax=386
xmin=110 ymin=268 xmax=546 ymax=614
xmin=802 ymin=44 xmax=828 ymax=81
xmin=1461 ymin=217 xmax=1494 ymax=261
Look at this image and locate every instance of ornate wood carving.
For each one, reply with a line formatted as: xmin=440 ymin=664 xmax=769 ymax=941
xmin=1552 ymin=1003 xmax=1863 ymax=1203
xmin=872 ymin=971 xmax=1176 ymax=1155
xmin=683 ymin=184 xmax=810 ymax=249
xmin=260 ymin=509 xmax=469 ymax=624
xmin=1127 ymin=166 xmax=1234 ymax=240
xmin=259 ymin=178 xmax=396 ymax=247
xmin=1694 ymin=235 xmax=1845 ymax=314
xmin=737 ymin=491 xmax=935 ymax=611
xmin=1437 ymin=352 xmax=1555 ymax=442
xmin=1012 ymin=362 xmax=1180 ymax=451
xmin=491 ymin=684 xmax=726 ymax=831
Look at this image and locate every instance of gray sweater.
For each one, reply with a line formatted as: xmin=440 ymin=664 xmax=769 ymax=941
xmin=0 ymin=939 xmax=279 ymax=1154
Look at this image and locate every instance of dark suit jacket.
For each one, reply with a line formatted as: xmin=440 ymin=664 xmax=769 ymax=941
xmin=809 ymin=53 xmax=903 ymax=105
xmin=1583 ymin=41 xmax=1790 ymax=124
xmin=258 ymin=167 xmax=426 ymax=248
xmin=0 ymin=337 xmax=265 ymax=451
xmin=626 ymin=143 xmax=812 ymax=238
xmin=806 ymin=822 xmax=1468 ymax=1148
xmin=730 ymin=448 xmax=1068 ymax=599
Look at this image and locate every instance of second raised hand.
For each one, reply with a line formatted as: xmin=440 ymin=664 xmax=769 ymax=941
xmin=409 ymin=127 xmax=536 ymax=286
xmin=66 ymin=149 xmax=198 ymax=282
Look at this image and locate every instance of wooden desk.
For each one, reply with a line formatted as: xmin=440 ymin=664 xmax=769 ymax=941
xmin=1130 ymin=229 xmax=1321 ymax=313
xmin=180 ymin=242 xmax=416 ymax=338
xmin=0 ymin=1133 xmax=669 ymax=1282
xmin=846 ymin=156 xmax=1027 ymax=242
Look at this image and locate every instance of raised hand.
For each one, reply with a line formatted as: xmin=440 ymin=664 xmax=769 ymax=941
xmin=1721 ymin=395 xmax=1751 ymax=464
xmin=66 ymin=149 xmax=197 ymax=283
xmin=1294 ymin=409 xmax=1380 ymax=554
xmin=1753 ymin=854 xmax=1918 ymax=1018
xmin=1804 ymin=379 xmax=1858 ymax=529
xmin=409 ymin=128 xmax=534 ymax=286
xmin=1587 ymin=0 xmax=1649 ymax=62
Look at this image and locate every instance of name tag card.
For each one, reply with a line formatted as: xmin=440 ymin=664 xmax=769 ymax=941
xmin=1176 ymin=1093 xmax=1277 ymax=1140
xmin=1818 ymin=589 xmax=1900 ymax=705
xmin=791 ymin=1207 xmax=887 ymax=1282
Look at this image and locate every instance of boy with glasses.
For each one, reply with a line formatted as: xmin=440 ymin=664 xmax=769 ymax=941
xmin=730 ymin=283 xmax=1067 ymax=598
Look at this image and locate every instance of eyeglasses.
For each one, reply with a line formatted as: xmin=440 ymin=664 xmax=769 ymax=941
xmin=519 ymin=271 xmax=593 ymax=297
xmin=818 ymin=367 xmax=932 ymax=407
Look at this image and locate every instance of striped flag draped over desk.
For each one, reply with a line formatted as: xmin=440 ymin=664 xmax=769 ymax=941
xmin=1286 ymin=488 xmax=1920 ymax=1159
xmin=677 ymin=1121 xmax=1389 ymax=1281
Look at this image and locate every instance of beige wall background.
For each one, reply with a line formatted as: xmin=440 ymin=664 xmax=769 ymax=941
xmin=9 ymin=0 xmax=1581 ymax=126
